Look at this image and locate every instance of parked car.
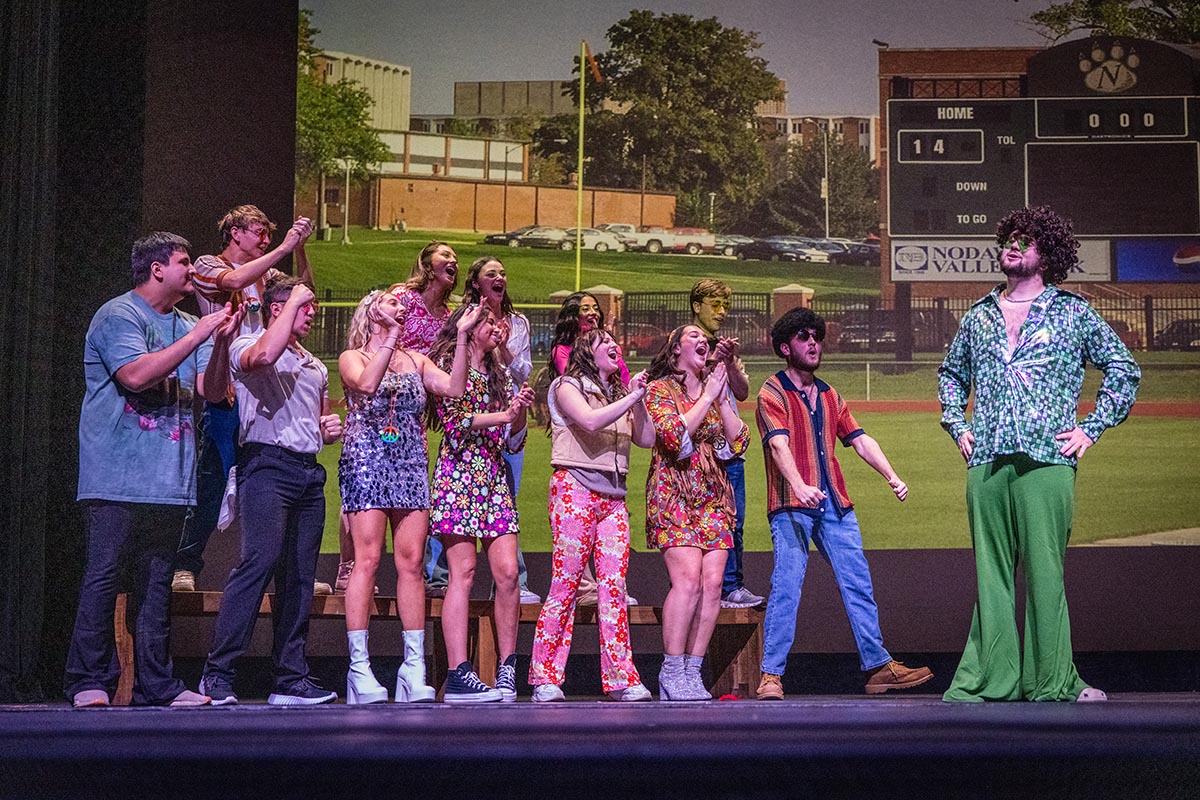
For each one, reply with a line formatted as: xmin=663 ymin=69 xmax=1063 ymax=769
xmin=735 ymin=237 xmax=830 ymax=264
xmin=515 ymin=226 xmax=573 ymax=250
xmin=564 ymin=228 xmax=627 ymax=252
xmin=1156 ymin=318 xmax=1200 ymax=350
xmin=619 ymin=322 xmax=669 ymax=356
xmin=595 ymin=223 xmax=715 ymax=254
xmin=832 ymin=306 xmax=958 ymax=353
xmin=483 ymin=225 xmax=538 ymax=247
xmin=714 ymin=234 xmax=754 ymax=256
xmin=832 ymin=242 xmax=881 ymax=267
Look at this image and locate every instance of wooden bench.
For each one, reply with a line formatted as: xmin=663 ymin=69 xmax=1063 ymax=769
xmin=113 ymin=592 xmax=764 ymax=704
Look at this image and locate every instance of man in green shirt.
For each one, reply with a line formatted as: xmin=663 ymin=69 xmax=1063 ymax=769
xmin=938 ymin=205 xmax=1139 ymax=703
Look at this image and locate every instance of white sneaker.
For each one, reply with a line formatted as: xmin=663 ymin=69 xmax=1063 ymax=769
xmin=72 ymin=689 xmax=110 ymax=708
xmin=313 ymin=580 xmax=333 ymax=596
xmin=171 ymin=570 xmax=196 ymax=592
xmin=1077 ymin=687 xmax=1108 ymax=702
xmin=720 ymin=586 xmax=765 ymax=608
xmin=519 ymin=587 xmax=542 ymax=604
xmin=532 ymin=684 xmax=565 ymax=703
xmin=608 ymin=683 xmax=651 ymax=702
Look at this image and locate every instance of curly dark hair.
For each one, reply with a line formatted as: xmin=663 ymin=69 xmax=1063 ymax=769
xmin=995 ymin=205 xmax=1079 ymax=286
xmin=770 ymin=307 xmax=826 ymax=358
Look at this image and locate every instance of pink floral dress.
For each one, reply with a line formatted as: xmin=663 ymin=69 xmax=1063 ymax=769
xmin=394 ymin=287 xmax=448 ymax=355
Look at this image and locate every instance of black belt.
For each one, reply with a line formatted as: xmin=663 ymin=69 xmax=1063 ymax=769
xmin=241 ymin=442 xmax=319 ymax=465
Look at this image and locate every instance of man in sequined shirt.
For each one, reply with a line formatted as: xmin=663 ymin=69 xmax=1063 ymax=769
xmin=938 ymin=205 xmax=1140 ymax=703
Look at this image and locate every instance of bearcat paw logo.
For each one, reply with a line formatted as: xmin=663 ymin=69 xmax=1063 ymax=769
xmin=1079 ymin=41 xmax=1138 ymax=93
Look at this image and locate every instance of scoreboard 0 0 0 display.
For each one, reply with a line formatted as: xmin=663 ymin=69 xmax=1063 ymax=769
xmin=887 ymin=97 xmax=1200 ymax=238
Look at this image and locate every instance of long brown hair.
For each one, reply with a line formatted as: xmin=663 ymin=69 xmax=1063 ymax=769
xmin=462 ymin=256 xmax=516 ymax=318
xmin=405 ymin=241 xmax=458 ymax=300
xmin=425 ymin=304 xmax=511 ymax=431
xmin=645 ymin=324 xmax=705 ymax=384
xmin=565 ymin=329 xmax=628 ymax=403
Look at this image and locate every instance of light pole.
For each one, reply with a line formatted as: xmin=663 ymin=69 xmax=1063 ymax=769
xmin=341 ymin=158 xmax=353 ymax=246
xmin=821 ymin=124 xmax=830 ymax=239
xmin=804 ymin=118 xmax=832 ymax=239
xmin=707 ymin=191 xmax=716 ymax=230
xmin=501 ymin=143 xmax=524 ymax=232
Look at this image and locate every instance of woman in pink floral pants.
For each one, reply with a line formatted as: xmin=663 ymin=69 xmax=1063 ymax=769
xmin=528 ymin=330 xmax=655 ymax=702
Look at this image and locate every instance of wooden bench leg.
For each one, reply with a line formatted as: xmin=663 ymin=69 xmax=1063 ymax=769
xmin=114 ymin=593 xmax=134 ymax=706
xmin=706 ymin=621 xmax=763 ymax=698
xmin=476 ymin=613 xmax=497 ymax=686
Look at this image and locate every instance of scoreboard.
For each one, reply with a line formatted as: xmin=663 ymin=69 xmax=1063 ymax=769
xmin=887 ymin=96 xmax=1200 ymax=239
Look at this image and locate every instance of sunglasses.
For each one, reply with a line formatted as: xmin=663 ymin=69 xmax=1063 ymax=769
xmin=795 ymin=329 xmax=824 ymax=343
xmin=1004 ymin=234 xmax=1034 ymax=252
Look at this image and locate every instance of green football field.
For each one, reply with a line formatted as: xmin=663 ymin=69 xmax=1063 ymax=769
xmin=310 ymin=227 xmax=1200 ymax=552
xmin=317 ymin=397 xmax=1199 ymax=553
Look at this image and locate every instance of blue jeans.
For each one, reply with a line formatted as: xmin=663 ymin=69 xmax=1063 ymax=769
xmin=203 ymin=444 xmax=325 ymax=689
xmin=64 ymin=502 xmax=188 ymax=704
xmin=761 ymin=507 xmax=891 ymax=675
xmin=176 ymin=400 xmax=239 ymax=576
xmin=426 ymin=449 xmax=529 ymax=590
xmin=722 ymin=460 xmax=746 ymax=593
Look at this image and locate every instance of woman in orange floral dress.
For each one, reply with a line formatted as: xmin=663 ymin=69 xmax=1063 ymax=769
xmin=644 ymin=325 xmax=749 ymax=700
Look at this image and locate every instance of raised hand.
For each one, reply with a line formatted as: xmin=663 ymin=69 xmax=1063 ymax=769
xmin=214 ymin=302 xmax=248 ymax=344
xmin=288 ymin=283 xmax=316 ymax=309
xmin=194 ymin=302 xmax=233 ymax=341
xmin=455 ymin=303 xmax=482 ymax=334
xmin=714 ymin=336 xmax=740 ymax=364
xmin=629 ymin=370 xmax=649 ymax=392
xmin=704 ymin=361 xmax=729 ymax=402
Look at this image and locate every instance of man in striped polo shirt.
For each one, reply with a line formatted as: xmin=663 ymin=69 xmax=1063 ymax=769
xmin=754 ymin=307 xmax=932 ymax=700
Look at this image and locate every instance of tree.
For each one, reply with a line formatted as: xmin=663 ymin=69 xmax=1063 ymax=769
xmin=294 ymin=9 xmax=389 ymax=185
xmin=737 ymin=138 xmax=878 ymax=239
xmin=1026 ymin=1 xmax=1200 ymax=43
xmin=546 ymin=10 xmax=782 ymax=216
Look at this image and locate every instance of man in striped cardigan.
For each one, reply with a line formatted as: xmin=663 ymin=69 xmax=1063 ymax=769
xmin=753 ymin=307 xmax=932 ymax=700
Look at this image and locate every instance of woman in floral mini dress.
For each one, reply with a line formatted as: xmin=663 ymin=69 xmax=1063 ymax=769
xmin=427 ymin=305 xmax=535 ymax=702
xmin=644 ymin=324 xmax=749 ymax=700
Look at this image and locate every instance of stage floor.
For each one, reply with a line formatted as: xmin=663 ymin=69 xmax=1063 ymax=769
xmin=4 ymin=695 xmax=1200 ymax=798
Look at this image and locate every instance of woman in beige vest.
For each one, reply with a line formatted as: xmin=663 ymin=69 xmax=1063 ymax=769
xmin=528 ymin=329 xmax=655 ymax=702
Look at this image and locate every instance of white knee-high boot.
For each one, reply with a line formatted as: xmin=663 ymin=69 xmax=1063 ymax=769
xmin=396 ymin=629 xmax=436 ymax=703
xmin=346 ymin=629 xmax=388 ymax=704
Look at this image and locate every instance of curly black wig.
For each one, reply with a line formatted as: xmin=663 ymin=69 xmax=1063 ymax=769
xmin=995 ymin=205 xmax=1079 ymax=286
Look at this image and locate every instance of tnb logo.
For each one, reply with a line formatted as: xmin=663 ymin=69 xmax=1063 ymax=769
xmin=1079 ymin=41 xmax=1138 ymax=94
xmin=894 ymin=246 xmax=928 ymax=272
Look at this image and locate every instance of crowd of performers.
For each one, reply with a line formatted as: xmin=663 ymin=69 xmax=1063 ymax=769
xmin=67 ymin=203 xmax=1139 ymax=708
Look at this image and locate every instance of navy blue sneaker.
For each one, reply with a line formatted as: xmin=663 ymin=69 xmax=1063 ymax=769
xmin=199 ymin=675 xmax=238 ymax=706
xmin=443 ymin=662 xmax=502 ymax=704
xmin=267 ymin=677 xmax=337 ymax=706
xmin=496 ymin=654 xmax=517 ymax=702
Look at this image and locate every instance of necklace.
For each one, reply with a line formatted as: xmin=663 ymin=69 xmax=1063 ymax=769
xmin=1000 ymin=292 xmax=1037 ymax=304
xmin=379 ymin=391 xmax=400 ymax=443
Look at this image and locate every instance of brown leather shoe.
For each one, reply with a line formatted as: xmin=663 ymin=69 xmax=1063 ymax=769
xmin=756 ymin=673 xmax=784 ymax=700
xmin=864 ymin=660 xmax=933 ymax=694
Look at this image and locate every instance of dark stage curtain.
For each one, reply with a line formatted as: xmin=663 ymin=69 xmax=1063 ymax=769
xmin=0 ymin=0 xmax=297 ymax=701
xmin=0 ymin=0 xmax=62 ymax=702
